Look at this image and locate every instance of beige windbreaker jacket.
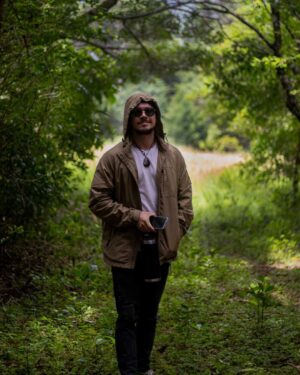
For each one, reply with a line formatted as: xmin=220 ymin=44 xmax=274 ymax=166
xmin=89 ymin=92 xmax=193 ymax=269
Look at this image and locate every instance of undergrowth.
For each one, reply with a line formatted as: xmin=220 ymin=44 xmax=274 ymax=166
xmin=1 ymin=166 xmax=300 ymax=374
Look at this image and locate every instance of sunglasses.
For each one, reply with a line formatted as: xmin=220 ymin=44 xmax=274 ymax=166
xmin=131 ymin=107 xmax=156 ymax=118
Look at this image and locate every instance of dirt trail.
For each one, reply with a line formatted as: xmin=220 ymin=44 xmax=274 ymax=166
xmin=177 ymin=145 xmax=244 ymax=181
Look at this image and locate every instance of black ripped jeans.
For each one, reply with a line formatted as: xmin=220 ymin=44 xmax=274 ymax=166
xmin=112 ymin=253 xmax=169 ymax=375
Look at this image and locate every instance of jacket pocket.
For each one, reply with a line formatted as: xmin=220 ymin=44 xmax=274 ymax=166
xmin=160 ymin=217 xmax=181 ymax=255
xmin=103 ymin=225 xmax=114 ymax=248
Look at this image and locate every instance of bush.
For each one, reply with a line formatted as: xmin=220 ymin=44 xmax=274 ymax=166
xmin=215 ymin=135 xmax=242 ymax=152
xmin=0 ymin=0 xmax=116 ymax=244
xmin=197 ymin=167 xmax=300 ymax=263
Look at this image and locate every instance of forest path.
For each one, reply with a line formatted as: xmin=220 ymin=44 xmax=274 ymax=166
xmin=177 ymin=145 xmax=244 ymax=181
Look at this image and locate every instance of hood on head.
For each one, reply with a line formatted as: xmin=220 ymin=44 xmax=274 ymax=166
xmin=123 ymin=92 xmax=165 ymax=140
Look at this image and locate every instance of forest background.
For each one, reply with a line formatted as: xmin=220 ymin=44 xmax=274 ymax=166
xmin=1 ymin=1 xmax=300 ymax=374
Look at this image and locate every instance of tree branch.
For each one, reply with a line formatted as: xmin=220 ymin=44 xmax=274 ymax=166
xmin=72 ymin=38 xmax=124 ymax=58
xmin=86 ymin=0 xmax=119 ymax=16
xmin=100 ymin=0 xmax=119 ymax=11
xmin=122 ymin=21 xmax=155 ymax=67
xmin=111 ymin=0 xmax=274 ymax=52
xmin=74 ymin=38 xmax=130 ymax=51
xmin=201 ymin=3 xmax=274 ymax=52
xmin=261 ymin=0 xmax=271 ymax=15
xmin=111 ymin=1 xmax=196 ymax=21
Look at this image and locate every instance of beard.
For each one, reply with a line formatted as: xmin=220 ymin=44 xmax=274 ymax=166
xmin=133 ymin=127 xmax=155 ymax=135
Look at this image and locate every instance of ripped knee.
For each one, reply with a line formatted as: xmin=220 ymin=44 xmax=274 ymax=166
xmin=117 ymin=303 xmax=137 ymax=325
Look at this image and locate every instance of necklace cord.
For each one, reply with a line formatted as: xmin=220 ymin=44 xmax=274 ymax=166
xmin=135 ymin=144 xmax=154 ymax=168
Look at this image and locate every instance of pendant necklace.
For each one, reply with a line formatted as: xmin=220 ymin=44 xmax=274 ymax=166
xmin=137 ymin=145 xmax=153 ymax=167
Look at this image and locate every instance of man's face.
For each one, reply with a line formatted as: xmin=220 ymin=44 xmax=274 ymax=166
xmin=130 ymin=102 xmax=157 ymax=135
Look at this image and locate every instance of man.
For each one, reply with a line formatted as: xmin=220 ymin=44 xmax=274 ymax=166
xmin=89 ymin=92 xmax=193 ymax=375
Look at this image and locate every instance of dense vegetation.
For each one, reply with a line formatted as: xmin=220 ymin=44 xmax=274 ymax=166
xmin=1 ymin=1 xmax=300 ymax=373
xmin=0 ymin=0 xmax=119 ymax=246
xmin=1 ymin=1 xmax=299 ymax=246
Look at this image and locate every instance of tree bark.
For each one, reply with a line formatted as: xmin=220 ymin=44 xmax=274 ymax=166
xmin=271 ymin=5 xmax=300 ymax=119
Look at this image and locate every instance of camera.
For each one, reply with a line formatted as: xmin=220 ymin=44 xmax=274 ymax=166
xmin=150 ymin=216 xmax=168 ymax=230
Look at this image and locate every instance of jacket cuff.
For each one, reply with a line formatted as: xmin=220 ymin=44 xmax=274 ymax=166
xmin=131 ymin=209 xmax=141 ymax=223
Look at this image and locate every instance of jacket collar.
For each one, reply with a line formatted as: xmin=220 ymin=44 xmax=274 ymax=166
xmin=117 ymin=138 xmax=168 ymax=185
xmin=117 ymin=141 xmax=139 ymax=185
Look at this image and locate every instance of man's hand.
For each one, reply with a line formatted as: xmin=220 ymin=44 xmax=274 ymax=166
xmin=137 ymin=211 xmax=156 ymax=232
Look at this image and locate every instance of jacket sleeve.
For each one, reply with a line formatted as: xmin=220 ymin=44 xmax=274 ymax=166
xmin=89 ymin=153 xmax=141 ymax=228
xmin=177 ymin=153 xmax=194 ymax=235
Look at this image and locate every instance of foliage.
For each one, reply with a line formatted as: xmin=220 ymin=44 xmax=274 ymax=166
xmin=197 ymin=167 xmax=300 ymax=263
xmin=211 ymin=134 xmax=242 ymax=152
xmin=206 ymin=1 xmax=300 ymax=196
xmin=0 ymin=0 xmax=117 ymax=243
xmin=107 ymin=0 xmax=300 ymax=198
xmin=207 ymin=4 xmax=300 ymax=188
xmin=164 ymin=71 xmax=208 ymax=148
xmin=248 ymin=276 xmax=275 ymax=329
xmin=2 ymin=0 xmax=300 ymax=248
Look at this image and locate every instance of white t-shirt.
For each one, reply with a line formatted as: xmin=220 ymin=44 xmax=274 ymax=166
xmin=131 ymin=143 xmax=158 ymax=213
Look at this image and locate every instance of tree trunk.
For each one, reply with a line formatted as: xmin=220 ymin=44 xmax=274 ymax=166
xmin=271 ymin=3 xmax=300 ymax=202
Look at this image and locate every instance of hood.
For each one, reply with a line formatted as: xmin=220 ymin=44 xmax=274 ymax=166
xmin=122 ymin=92 xmax=165 ymax=140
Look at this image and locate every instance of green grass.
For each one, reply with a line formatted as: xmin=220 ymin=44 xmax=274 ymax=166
xmin=194 ymin=167 xmax=300 ymax=264
xmin=1 ymin=166 xmax=300 ymax=374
